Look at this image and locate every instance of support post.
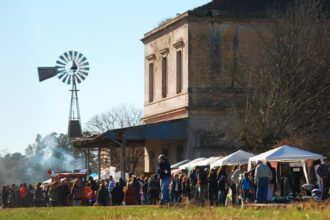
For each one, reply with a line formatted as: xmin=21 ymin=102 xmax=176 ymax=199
xmin=87 ymin=148 xmax=90 ymax=175
xmin=98 ymin=147 xmax=101 ymax=182
xmin=120 ymin=140 xmax=126 ymax=181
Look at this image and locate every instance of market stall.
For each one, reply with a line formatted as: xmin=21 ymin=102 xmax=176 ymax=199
xmin=211 ymin=150 xmax=255 ymax=168
xmin=248 ymin=145 xmax=324 ymax=185
xmin=179 ymin=158 xmax=206 ymax=170
xmin=171 ymin=159 xmax=191 ymax=169
xmin=193 ymin=156 xmax=223 ymax=167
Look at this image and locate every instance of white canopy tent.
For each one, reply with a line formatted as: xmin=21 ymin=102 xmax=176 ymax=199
xmin=171 ymin=159 xmax=191 ymax=169
xmin=192 ymin=156 xmax=223 ymax=167
xmin=248 ymin=145 xmax=324 ymax=184
xmin=211 ymin=150 xmax=255 ymax=168
xmin=179 ymin=158 xmax=206 ymax=170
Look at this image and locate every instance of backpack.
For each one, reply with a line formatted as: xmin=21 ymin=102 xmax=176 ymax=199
xmin=241 ymin=178 xmax=251 ymax=191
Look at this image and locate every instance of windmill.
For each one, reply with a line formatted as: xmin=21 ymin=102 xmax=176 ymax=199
xmin=38 ymin=51 xmax=89 ymax=139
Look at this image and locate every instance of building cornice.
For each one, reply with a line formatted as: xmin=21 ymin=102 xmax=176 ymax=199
xmin=141 ymin=12 xmax=189 ymax=44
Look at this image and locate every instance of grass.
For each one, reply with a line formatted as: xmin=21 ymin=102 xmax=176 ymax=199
xmin=0 ymin=202 xmax=329 ymax=220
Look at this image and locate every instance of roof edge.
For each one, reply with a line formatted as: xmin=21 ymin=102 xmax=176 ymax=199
xmin=141 ymin=12 xmax=190 ymax=43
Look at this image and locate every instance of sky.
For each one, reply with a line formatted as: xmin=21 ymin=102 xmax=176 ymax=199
xmin=0 ymin=0 xmax=209 ymax=154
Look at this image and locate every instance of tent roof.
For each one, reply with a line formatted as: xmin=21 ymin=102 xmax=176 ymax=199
xmin=171 ymin=159 xmax=191 ymax=169
xmin=194 ymin=156 xmax=223 ymax=167
xmin=179 ymin=158 xmax=206 ymax=170
xmin=249 ymin=145 xmax=323 ymax=163
xmin=211 ymin=150 xmax=255 ymax=167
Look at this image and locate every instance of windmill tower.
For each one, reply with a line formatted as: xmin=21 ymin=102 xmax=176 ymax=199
xmin=38 ymin=51 xmax=89 ymax=139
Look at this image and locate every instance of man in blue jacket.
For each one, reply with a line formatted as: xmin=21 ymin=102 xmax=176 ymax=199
xmin=157 ymin=154 xmax=171 ymax=204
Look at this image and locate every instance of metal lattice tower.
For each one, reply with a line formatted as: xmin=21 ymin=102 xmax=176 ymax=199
xmin=38 ymin=51 xmax=90 ymax=139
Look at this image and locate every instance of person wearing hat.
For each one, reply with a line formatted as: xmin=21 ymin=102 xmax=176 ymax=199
xmin=157 ymin=154 xmax=171 ymax=204
xmin=254 ymin=160 xmax=272 ymax=203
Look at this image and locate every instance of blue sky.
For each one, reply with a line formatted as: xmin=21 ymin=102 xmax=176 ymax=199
xmin=0 ymin=0 xmax=209 ymax=153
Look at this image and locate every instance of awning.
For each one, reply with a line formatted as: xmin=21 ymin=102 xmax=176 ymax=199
xmin=195 ymin=156 xmax=223 ymax=167
xmin=73 ymin=118 xmax=188 ymax=149
xmin=171 ymin=159 xmax=191 ymax=169
xmin=211 ymin=150 xmax=255 ymax=167
xmin=248 ymin=145 xmax=323 ymax=163
xmin=179 ymin=158 xmax=207 ymax=170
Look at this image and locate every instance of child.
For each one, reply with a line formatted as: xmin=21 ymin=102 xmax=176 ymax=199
xmin=240 ymin=172 xmax=252 ymax=204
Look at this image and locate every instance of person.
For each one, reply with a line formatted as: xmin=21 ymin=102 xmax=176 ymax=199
xmin=231 ymin=165 xmax=245 ymax=205
xmin=71 ymin=181 xmax=83 ymax=206
xmin=189 ymin=169 xmax=197 ymax=200
xmin=240 ymin=172 xmax=252 ymax=204
xmin=44 ymin=184 xmax=50 ymax=207
xmin=48 ymin=182 xmax=59 ymax=207
xmin=88 ymin=176 xmax=98 ymax=191
xmin=170 ymin=174 xmax=182 ymax=204
xmin=181 ymin=176 xmax=191 ymax=202
xmin=217 ymin=166 xmax=228 ymax=206
xmin=316 ymin=159 xmax=330 ymax=200
xmin=195 ymin=166 xmax=207 ymax=205
xmin=148 ymin=174 xmax=160 ymax=205
xmin=58 ymin=179 xmax=69 ymax=206
xmin=132 ymin=176 xmax=142 ymax=205
xmin=254 ymin=161 xmax=272 ymax=203
xmin=157 ymin=154 xmax=171 ymax=205
xmin=96 ymin=180 xmax=109 ymax=206
xmin=111 ymin=182 xmax=124 ymax=206
xmin=8 ymin=184 xmax=17 ymax=208
xmin=19 ymin=183 xmax=28 ymax=207
xmin=1 ymin=185 xmax=9 ymax=208
xmin=34 ymin=182 xmax=44 ymax=207
xmin=142 ymin=177 xmax=150 ymax=205
xmin=27 ymin=184 xmax=35 ymax=207
xmin=207 ymin=168 xmax=218 ymax=206
xmin=85 ymin=183 xmax=96 ymax=206
xmin=266 ymin=162 xmax=276 ymax=201
xmin=124 ymin=179 xmax=136 ymax=205
xmin=107 ymin=175 xmax=115 ymax=206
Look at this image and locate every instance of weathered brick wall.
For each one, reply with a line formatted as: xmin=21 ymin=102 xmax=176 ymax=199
xmin=185 ymin=19 xmax=261 ymax=158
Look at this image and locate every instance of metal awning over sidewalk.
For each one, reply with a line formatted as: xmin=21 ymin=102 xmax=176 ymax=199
xmin=72 ymin=119 xmax=188 ymax=179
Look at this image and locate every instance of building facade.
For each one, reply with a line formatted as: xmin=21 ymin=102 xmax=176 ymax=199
xmin=141 ymin=0 xmax=267 ymax=172
xmin=75 ymin=0 xmax=330 ymax=176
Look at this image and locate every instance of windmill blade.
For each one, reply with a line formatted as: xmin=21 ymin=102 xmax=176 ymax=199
xmin=75 ymin=74 xmax=82 ymax=84
xmin=73 ymin=51 xmax=78 ymax=62
xmin=76 ymin=53 xmax=84 ymax=63
xmin=67 ymin=75 xmax=72 ymax=85
xmin=78 ymin=57 xmax=87 ymax=65
xmin=78 ymin=70 xmax=89 ymax=77
xmin=76 ymin=72 xmax=86 ymax=81
xmin=58 ymin=72 xmax=66 ymax=79
xmin=62 ymin=74 xmax=69 ymax=83
xmin=69 ymin=51 xmax=74 ymax=60
xmin=80 ymin=67 xmax=90 ymax=71
xmin=59 ymin=55 xmax=69 ymax=63
xmin=38 ymin=67 xmax=57 ymax=82
xmin=63 ymin=52 xmax=70 ymax=62
xmin=56 ymin=60 xmax=66 ymax=67
xmin=55 ymin=66 xmax=65 ymax=72
xmin=79 ymin=61 xmax=89 ymax=67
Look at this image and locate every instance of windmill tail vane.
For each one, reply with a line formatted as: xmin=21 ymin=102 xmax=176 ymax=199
xmin=38 ymin=51 xmax=90 ymax=139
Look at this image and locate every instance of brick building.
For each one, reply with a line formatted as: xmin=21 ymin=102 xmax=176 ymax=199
xmin=74 ymin=0 xmax=329 ymax=176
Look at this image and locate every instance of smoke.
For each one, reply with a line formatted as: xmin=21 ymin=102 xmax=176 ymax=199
xmin=0 ymin=134 xmax=84 ymax=185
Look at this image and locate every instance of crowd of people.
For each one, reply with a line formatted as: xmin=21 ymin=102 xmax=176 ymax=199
xmin=1 ymin=155 xmax=329 ymax=208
